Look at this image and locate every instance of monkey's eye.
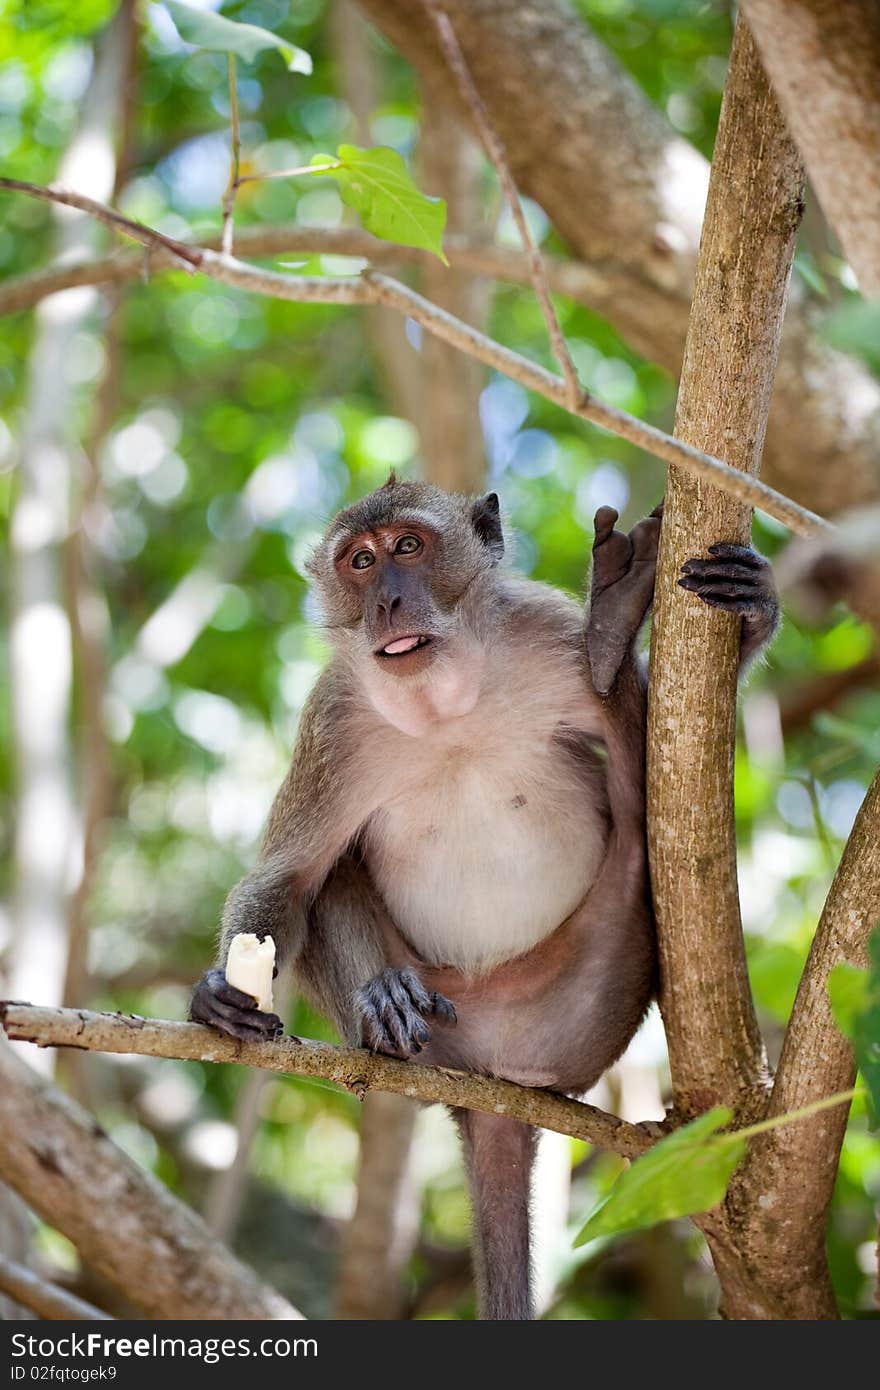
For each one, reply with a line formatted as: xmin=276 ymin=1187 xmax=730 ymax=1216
xmin=351 ymin=549 xmax=375 ymax=570
xmin=395 ymin=535 xmax=422 ymax=556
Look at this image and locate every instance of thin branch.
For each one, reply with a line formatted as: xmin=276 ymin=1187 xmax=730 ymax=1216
xmin=0 ymin=225 xmax=629 ymax=319
xmin=0 ymin=1255 xmax=111 ymax=1321
xmin=220 ymin=55 xmax=240 ymax=256
xmin=238 ymin=161 xmax=340 ymax=185
xmin=0 ymin=178 xmax=201 ymax=268
xmin=0 ymin=179 xmax=830 ymax=536
xmin=0 ymin=1003 xmax=663 ymax=1160
xmin=423 ymin=0 xmax=581 ymax=409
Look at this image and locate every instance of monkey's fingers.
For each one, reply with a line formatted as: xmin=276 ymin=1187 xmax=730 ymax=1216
xmin=355 ymin=967 xmax=453 ymax=1058
xmin=679 ymin=549 xmax=775 ymax=616
xmin=205 ymin=969 xmax=262 ymax=1011
xmin=190 ymin=969 xmax=284 ymax=1042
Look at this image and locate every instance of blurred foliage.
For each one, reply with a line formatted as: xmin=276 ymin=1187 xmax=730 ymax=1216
xmin=0 ymin=0 xmax=878 ymax=1320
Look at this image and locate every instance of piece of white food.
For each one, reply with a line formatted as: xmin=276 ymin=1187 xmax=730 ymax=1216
xmin=225 ymin=933 xmax=275 ymax=1013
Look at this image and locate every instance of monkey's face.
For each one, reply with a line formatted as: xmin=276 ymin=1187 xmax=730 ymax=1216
xmin=334 ymin=519 xmax=451 ymax=675
xmin=308 ymin=480 xmax=505 ymax=680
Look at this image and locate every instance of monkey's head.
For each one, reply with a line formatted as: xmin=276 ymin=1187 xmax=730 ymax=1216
xmin=308 ymin=474 xmax=504 ymax=681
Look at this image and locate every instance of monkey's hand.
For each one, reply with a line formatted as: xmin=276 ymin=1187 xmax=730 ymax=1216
xmin=678 ymin=542 xmax=780 ymax=666
xmin=189 ymin=967 xmax=284 ymax=1042
xmin=586 ymin=504 xmax=663 ymax=697
xmin=355 ymin=967 xmax=457 ymax=1058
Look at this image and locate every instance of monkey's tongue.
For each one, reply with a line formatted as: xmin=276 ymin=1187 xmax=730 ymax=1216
xmin=383 ymin=634 xmax=422 ymax=655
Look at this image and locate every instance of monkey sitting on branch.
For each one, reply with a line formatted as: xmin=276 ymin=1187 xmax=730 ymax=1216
xmin=191 ymin=475 xmax=778 ymax=1320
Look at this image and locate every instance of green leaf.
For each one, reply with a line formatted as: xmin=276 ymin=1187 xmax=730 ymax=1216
xmin=310 ymin=145 xmax=447 ymax=262
xmin=861 ymin=930 xmax=880 ymax=1126
xmin=813 ymin=712 xmax=880 ymax=761
xmin=164 ymin=1 xmax=312 ymax=74
xmin=828 ymin=961 xmax=870 ymax=1040
xmin=828 ymin=927 xmax=880 ymax=1128
xmin=821 ymin=300 xmax=880 ymax=371
xmin=573 ymin=1107 xmax=745 ymax=1246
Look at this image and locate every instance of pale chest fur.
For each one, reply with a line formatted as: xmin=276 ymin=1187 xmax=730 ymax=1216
xmin=360 ymin=624 xmax=608 ymax=972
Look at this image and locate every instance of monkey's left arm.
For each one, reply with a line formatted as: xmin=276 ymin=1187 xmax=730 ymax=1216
xmin=586 ymin=507 xmax=779 ymax=696
xmin=677 ymin=541 xmax=780 ymax=667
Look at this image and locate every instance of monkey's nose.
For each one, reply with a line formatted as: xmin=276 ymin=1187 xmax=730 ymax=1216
xmin=377 ymin=593 xmax=402 ymax=621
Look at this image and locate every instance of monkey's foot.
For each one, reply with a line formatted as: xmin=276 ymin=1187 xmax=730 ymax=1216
xmin=678 ymin=542 xmax=779 ymax=662
xmin=189 ymin=967 xmax=284 ymax=1042
xmin=586 ymin=503 xmax=663 ymax=696
xmin=356 ymin=967 xmax=457 ymax=1058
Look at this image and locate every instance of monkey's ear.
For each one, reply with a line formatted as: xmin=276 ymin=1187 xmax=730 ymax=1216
xmin=471 ymin=492 xmax=504 ymax=563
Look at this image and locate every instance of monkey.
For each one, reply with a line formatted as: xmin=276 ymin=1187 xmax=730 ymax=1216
xmin=190 ymin=476 xmax=779 ymax=1320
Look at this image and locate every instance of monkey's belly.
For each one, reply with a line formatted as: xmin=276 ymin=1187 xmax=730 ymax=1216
xmin=365 ymin=774 xmax=608 ymax=972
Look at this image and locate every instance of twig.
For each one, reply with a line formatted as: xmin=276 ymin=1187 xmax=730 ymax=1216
xmin=238 ymin=161 xmax=340 ymax=185
xmin=0 ymin=179 xmax=831 ymax=536
xmin=0 ymin=1255 xmax=111 ymax=1321
xmin=0 ymin=226 xmax=616 ymax=317
xmin=0 ymin=1002 xmax=663 ymax=1160
xmin=0 ymin=178 xmax=201 ymax=269
xmin=220 ymin=55 xmax=240 ymax=256
xmin=423 ymin=0 xmax=582 ymax=409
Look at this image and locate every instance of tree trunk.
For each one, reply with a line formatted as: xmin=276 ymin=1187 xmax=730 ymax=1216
xmin=741 ymin=0 xmax=880 ymax=298
xmin=648 ymin=18 xmax=802 ymax=1121
xmin=334 ymin=1091 xmax=421 ymax=1317
xmin=0 ymin=1039 xmax=301 ymax=1320
xmin=719 ymin=768 xmax=880 ymax=1318
xmin=643 ymin=17 xmax=850 ymax=1318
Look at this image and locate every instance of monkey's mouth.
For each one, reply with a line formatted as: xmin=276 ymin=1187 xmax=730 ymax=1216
xmin=376 ymin=634 xmax=434 ymax=658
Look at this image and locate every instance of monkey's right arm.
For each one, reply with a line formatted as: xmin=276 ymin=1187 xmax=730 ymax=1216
xmin=190 ymin=672 xmax=380 ymax=1042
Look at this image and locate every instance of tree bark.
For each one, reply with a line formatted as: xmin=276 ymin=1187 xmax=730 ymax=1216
xmin=334 ymin=1091 xmax=421 ymax=1318
xmin=353 ymin=0 xmax=880 ymax=517
xmin=0 ymin=1039 xmax=301 ymax=1320
xmin=721 ymin=768 xmax=880 ymax=1319
xmin=0 ymin=1256 xmax=111 ymax=1321
xmin=741 ymin=0 xmax=880 ymax=298
xmin=0 ymin=1005 xmax=660 ymax=1158
xmin=648 ymin=18 xmax=802 ymax=1121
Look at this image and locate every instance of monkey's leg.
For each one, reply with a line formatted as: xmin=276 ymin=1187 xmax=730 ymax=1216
xmin=454 ymin=1108 xmax=537 ymax=1321
xmin=300 ymin=856 xmax=456 ymax=1053
xmin=678 ymin=542 xmax=780 ymax=665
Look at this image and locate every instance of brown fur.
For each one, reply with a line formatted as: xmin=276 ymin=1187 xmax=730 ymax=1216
xmin=190 ymin=481 xmax=778 ymax=1319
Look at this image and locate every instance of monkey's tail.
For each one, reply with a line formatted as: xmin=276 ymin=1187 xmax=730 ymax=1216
xmin=454 ymin=1108 xmax=537 ymax=1320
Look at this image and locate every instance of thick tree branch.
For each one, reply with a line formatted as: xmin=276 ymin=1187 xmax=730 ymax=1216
xmin=355 ymin=0 xmax=880 ymax=517
xmin=724 ymin=768 xmax=880 ymax=1318
xmin=0 ymin=1037 xmax=301 ymax=1321
xmin=0 ymin=179 xmax=828 ymax=538
xmin=0 ymin=1004 xmax=661 ymax=1160
xmin=741 ymin=0 xmax=880 ymax=298
xmin=647 ymin=20 xmax=803 ymax=1119
xmin=0 ymin=1255 xmax=111 ymax=1321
